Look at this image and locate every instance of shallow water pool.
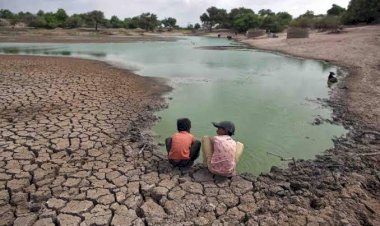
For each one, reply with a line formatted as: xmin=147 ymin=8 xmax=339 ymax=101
xmin=0 ymin=36 xmax=346 ymax=174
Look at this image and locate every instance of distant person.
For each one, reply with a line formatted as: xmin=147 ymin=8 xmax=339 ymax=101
xmin=166 ymin=118 xmax=201 ymax=167
xmin=202 ymin=121 xmax=244 ymax=177
xmin=328 ymin=72 xmax=338 ymax=83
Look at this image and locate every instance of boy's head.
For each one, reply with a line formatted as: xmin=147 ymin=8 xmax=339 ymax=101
xmin=177 ymin=118 xmax=191 ymax=132
xmin=212 ymin=121 xmax=235 ymax=136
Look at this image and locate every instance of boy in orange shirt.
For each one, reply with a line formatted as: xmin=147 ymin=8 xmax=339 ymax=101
xmin=165 ymin=118 xmax=201 ymax=167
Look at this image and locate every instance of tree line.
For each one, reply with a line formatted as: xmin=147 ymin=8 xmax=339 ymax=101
xmin=0 ymin=9 xmax=177 ymax=31
xmin=199 ymin=0 xmax=379 ymax=33
xmin=290 ymin=0 xmax=379 ymax=31
xmin=0 ymin=0 xmax=378 ymax=32
xmin=199 ymin=7 xmax=292 ymax=33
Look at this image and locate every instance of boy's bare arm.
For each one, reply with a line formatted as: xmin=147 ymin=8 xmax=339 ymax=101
xmin=210 ymin=136 xmax=215 ymax=145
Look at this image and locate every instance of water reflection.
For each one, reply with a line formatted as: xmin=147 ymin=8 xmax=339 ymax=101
xmin=0 ymin=47 xmax=20 ymax=54
xmin=0 ymin=47 xmax=106 ymax=58
xmin=196 ymin=45 xmax=252 ymax=51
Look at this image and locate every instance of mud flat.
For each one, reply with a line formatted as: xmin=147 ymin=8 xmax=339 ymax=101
xmin=0 ymin=27 xmax=179 ymax=43
xmin=0 ymin=35 xmax=379 ymax=226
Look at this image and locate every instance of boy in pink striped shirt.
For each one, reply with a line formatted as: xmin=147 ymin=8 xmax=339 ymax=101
xmin=209 ymin=121 xmax=237 ymax=177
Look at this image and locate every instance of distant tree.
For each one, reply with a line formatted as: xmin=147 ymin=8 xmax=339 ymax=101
xmin=28 ymin=15 xmax=46 ymax=28
xmin=187 ymin=24 xmax=194 ymax=29
xmin=0 ymin=9 xmax=18 ymax=27
xmin=299 ymin=10 xmax=315 ymax=18
xmin=110 ymin=15 xmax=124 ymax=28
xmin=123 ymin=17 xmax=137 ymax=29
xmin=327 ymin=4 xmax=346 ymax=16
xmin=228 ymin=7 xmax=254 ymax=28
xmin=260 ymin=15 xmax=283 ymax=32
xmin=290 ymin=17 xmax=315 ymax=28
xmin=230 ymin=7 xmax=254 ymax=19
xmin=258 ymin=9 xmax=275 ymax=16
xmin=42 ymin=12 xmax=59 ymax=29
xmin=17 ymin=11 xmax=25 ymax=19
xmin=276 ymin=12 xmax=293 ymax=26
xmin=55 ymin=8 xmax=68 ymax=27
xmin=37 ymin=10 xmax=44 ymax=17
xmin=138 ymin=13 xmax=159 ymax=31
xmin=161 ymin=17 xmax=176 ymax=28
xmin=102 ymin=18 xmax=112 ymax=28
xmin=233 ymin=11 xmax=260 ymax=32
xmin=342 ymin=0 xmax=380 ymax=24
xmin=0 ymin=9 xmax=14 ymax=19
xmin=209 ymin=7 xmax=228 ymax=27
xmin=200 ymin=7 xmax=228 ymax=31
xmin=315 ymin=15 xmax=342 ymax=31
xmin=65 ymin=14 xmax=83 ymax=28
xmin=20 ymin=13 xmax=35 ymax=25
xmin=16 ymin=11 xmax=34 ymax=24
xmin=290 ymin=10 xmax=316 ymax=28
xmin=200 ymin=13 xmax=211 ymax=31
xmin=194 ymin=23 xmax=201 ymax=29
xmin=87 ymin=10 xmax=105 ymax=31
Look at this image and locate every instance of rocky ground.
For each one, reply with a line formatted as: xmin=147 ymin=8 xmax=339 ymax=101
xmin=0 ymin=50 xmax=379 ymax=225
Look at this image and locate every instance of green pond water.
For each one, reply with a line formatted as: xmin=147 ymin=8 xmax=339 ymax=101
xmin=0 ymin=37 xmax=346 ymax=175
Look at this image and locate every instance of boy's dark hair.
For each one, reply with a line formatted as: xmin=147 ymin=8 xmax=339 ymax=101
xmin=177 ymin=118 xmax=191 ymax=132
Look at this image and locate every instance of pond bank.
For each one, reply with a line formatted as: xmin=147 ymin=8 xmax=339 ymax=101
xmin=0 ymin=27 xmax=181 ymax=43
xmin=0 ymin=24 xmax=379 ymax=225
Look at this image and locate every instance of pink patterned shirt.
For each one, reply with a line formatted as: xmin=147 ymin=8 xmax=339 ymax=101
xmin=209 ymin=135 xmax=237 ymax=177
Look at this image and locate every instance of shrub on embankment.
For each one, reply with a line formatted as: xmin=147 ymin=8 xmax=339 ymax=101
xmin=289 ymin=0 xmax=380 ymax=32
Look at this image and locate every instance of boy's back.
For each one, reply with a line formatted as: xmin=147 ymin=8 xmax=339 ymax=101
xmin=210 ymin=135 xmax=236 ymax=176
xmin=165 ymin=118 xmax=201 ymax=167
xmin=168 ymin=131 xmax=195 ymax=160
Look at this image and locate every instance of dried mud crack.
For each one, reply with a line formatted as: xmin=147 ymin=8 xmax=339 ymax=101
xmin=0 ymin=54 xmax=379 ymax=226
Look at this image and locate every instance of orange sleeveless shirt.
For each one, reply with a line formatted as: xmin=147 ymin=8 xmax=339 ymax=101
xmin=168 ymin=131 xmax=195 ymax=160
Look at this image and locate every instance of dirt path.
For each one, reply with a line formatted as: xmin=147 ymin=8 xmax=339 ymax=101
xmin=0 ymin=36 xmax=379 ymax=225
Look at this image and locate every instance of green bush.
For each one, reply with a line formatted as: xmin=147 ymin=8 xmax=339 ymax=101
xmin=65 ymin=15 xmax=83 ymax=28
xmin=315 ymin=16 xmax=342 ymax=31
xmin=260 ymin=15 xmax=286 ymax=33
xmin=233 ymin=12 xmax=260 ymax=32
xmin=327 ymin=4 xmax=346 ymax=16
xmin=42 ymin=13 xmax=59 ymax=29
xmin=0 ymin=9 xmax=15 ymax=19
xmin=27 ymin=16 xmax=46 ymax=28
xmin=342 ymin=0 xmax=380 ymax=24
xmin=290 ymin=17 xmax=315 ymax=28
xmin=110 ymin=16 xmax=124 ymax=28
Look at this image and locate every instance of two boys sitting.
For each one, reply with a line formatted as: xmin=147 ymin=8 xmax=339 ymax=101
xmin=165 ymin=118 xmax=243 ymax=177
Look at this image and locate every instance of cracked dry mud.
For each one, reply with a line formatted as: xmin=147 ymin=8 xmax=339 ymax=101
xmin=0 ymin=55 xmax=379 ymax=226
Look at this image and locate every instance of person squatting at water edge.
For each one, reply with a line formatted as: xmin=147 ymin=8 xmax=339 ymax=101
xmin=202 ymin=121 xmax=244 ymax=177
xmin=165 ymin=118 xmax=201 ymax=167
xmin=165 ymin=119 xmax=244 ymax=176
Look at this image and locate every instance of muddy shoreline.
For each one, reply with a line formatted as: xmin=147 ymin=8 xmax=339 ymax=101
xmin=0 ymin=28 xmax=181 ymax=43
xmin=0 ymin=29 xmax=379 ymax=225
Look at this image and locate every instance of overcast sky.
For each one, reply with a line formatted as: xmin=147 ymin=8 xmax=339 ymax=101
xmin=1 ymin=0 xmax=350 ymax=26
